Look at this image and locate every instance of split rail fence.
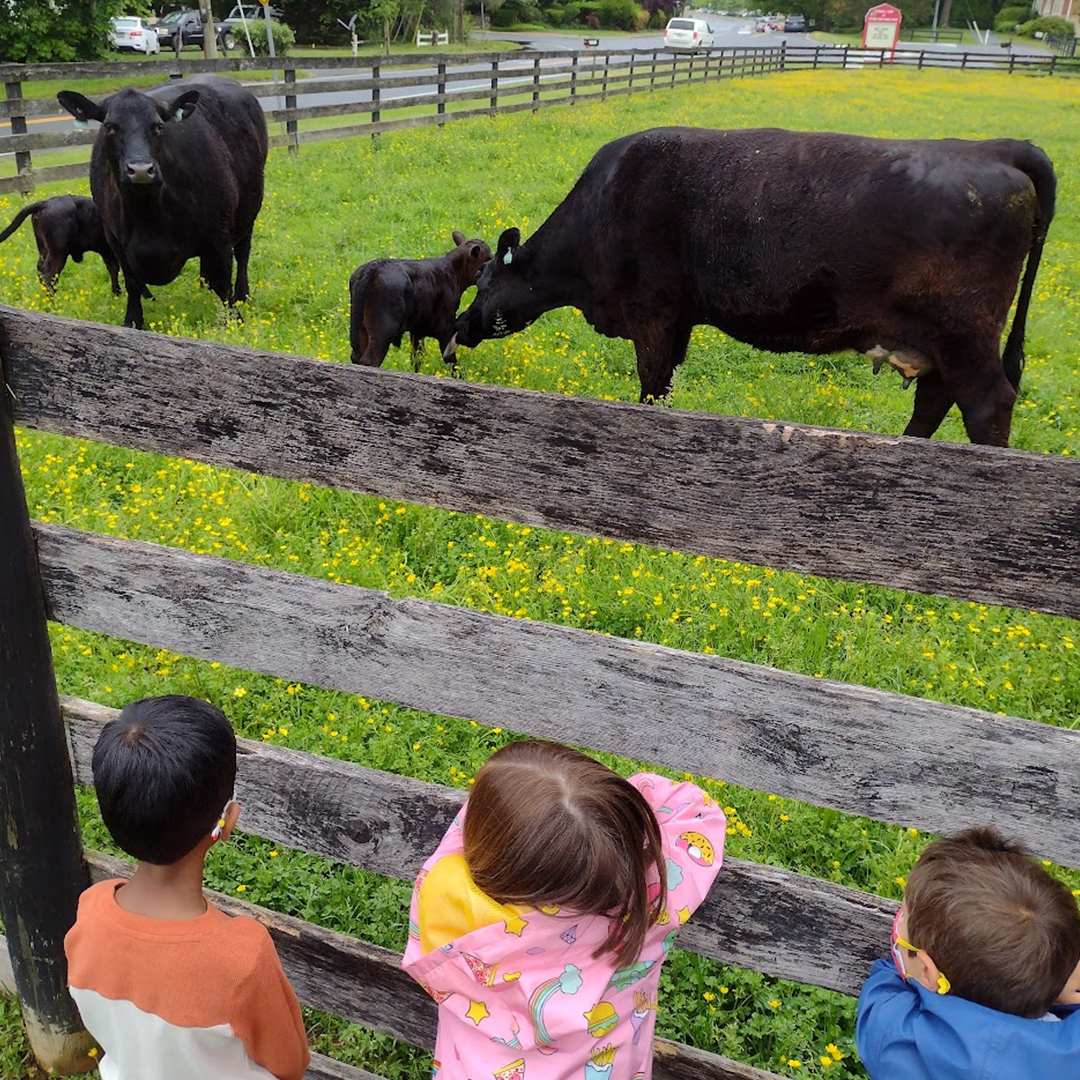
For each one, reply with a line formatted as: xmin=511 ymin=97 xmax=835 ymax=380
xmin=1 ymin=304 xmax=1079 ymax=1078
xmin=2 ymin=41 xmax=1079 ymax=195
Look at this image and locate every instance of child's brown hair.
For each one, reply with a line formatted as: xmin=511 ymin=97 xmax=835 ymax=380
xmin=462 ymin=740 xmax=667 ymax=964
xmin=904 ymin=826 xmax=1080 ymax=1018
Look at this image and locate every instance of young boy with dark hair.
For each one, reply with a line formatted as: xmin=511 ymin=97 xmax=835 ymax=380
xmin=65 ymin=695 xmax=310 ymax=1080
xmin=857 ymin=826 xmax=1080 ymax=1079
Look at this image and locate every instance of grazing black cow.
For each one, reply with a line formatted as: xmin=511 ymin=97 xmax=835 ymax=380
xmin=56 ymin=75 xmax=268 ymax=329
xmin=349 ymin=231 xmax=492 ymax=368
xmin=0 ymin=195 xmax=122 ymax=296
xmin=449 ymin=127 xmax=1056 ymax=446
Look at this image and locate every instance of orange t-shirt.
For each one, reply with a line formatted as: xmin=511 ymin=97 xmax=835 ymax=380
xmin=65 ymin=879 xmax=309 ymax=1080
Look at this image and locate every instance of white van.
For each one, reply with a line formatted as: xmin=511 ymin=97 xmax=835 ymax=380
xmin=664 ymin=17 xmax=716 ymax=50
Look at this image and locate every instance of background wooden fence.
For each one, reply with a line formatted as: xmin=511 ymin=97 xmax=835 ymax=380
xmin=3 ymin=42 xmax=1078 ymax=195
xmin=1 ymin=305 xmax=1078 ymax=1078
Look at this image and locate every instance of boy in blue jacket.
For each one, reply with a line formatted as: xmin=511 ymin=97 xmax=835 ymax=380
xmin=857 ymin=826 xmax=1080 ymax=1079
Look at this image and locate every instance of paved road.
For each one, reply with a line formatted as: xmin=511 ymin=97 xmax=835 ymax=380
xmin=1 ymin=26 xmax=1051 ymax=149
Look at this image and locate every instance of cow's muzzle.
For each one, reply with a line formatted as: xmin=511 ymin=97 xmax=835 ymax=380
xmin=125 ymin=161 xmax=158 ymax=185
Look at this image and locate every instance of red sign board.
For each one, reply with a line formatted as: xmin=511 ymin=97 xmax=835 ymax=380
xmin=862 ymin=3 xmax=902 ymax=52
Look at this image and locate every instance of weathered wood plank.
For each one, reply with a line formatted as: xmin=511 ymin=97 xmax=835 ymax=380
xmin=0 ymin=933 xmax=15 ymax=994
xmin=5 ymin=307 xmax=1078 ymax=620
xmin=44 ymin=520 xmax=1080 ymax=870
xmin=84 ymin=851 xmax=784 ymax=1080
xmin=62 ymin=697 xmax=906 ymax=998
xmin=306 ymin=1052 xmax=388 ymax=1080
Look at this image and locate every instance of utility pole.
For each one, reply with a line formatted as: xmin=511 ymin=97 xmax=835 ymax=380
xmin=199 ymin=0 xmax=220 ymax=58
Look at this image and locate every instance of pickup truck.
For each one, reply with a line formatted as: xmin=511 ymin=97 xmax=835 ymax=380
xmin=154 ymin=8 xmax=234 ymax=51
xmin=219 ymin=4 xmax=283 ymax=33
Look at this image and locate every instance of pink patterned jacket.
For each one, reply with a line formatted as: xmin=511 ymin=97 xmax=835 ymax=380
xmin=402 ymin=774 xmax=727 ymax=1080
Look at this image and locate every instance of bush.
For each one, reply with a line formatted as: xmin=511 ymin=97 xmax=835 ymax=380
xmin=599 ymin=0 xmax=636 ymax=27
xmin=1016 ymin=14 xmax=1075 ymax=36
xmin=993 ymin=4 xmax=1031 ymax=30
xmin=544 ymin=6 xmax=567 ymax=23
xmin=245 ymin=18 xmax=295 ymax=55
xmin=563 ymin=1 xmax=582 ymax=21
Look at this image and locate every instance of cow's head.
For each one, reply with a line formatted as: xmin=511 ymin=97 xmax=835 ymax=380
xmin=449 ymin=228 xmax=535 ymax=353
xmin=448 ymin=230 xmax=493 ymax=291
xmin=57 ymin=86 xmax=201 ymax=191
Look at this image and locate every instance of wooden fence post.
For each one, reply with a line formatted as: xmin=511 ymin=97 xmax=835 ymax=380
xmin=629 ymin=51 xmax=636 ymax=93
xmin=0 ymin=345 xmax=95 ymax=1072
xmin=602 ymin=51 xmax=610 ymax=99
xmin=650 ymin=49 xmax=658 ymax=90
xmin=4 ymin=80 xmax=33 ymax=195
xmin=438 ymin=61 xmax=447 ymax=125
xmin=532 ymin=56 xmax=541 ymax=111
xmin=371 ymin=61 xmax=380 ymax=136
xmin=284 ymin=65 xmax=298 ymax=153
xmin=491 ymin=58 xmax=499 ymax=114
xmin=570 ymin=54 xmax=578 ymax=103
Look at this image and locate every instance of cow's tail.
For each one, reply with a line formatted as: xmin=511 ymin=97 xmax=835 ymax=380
xmin=1001 ymin=143 xmax=1056 ymax=391
xmin=0 ymin=201 xmax=48 ymax=245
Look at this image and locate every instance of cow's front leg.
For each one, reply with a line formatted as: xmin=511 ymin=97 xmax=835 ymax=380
xmin=632 ymin=321 xmax=691 ymax=403
xmin=122 ymin=272 xmax=147 ymax=329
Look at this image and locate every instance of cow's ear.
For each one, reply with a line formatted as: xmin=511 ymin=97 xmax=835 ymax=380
xmin=57 ymin=91 xmax=106 ymax=125
xmin=161 ymin=90 xmax=200 ymax=123
xmin=496 ymin=227 xmax=521 ymax=267
xmin=452 ymin=230 xmax=466 ymax=246
xmin=470 ymin=245 xmax=484 ymax=260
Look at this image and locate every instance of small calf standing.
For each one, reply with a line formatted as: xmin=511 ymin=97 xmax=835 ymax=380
xmin=349 ymin=231 xmax=492 ymax=369
xmin=0 ymin=195 xmax=122 ymax=296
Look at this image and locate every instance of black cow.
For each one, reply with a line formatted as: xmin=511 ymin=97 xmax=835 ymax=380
xmin=450 ymin=127 xmax=1056 ymax=446
xmin=57 ymin=75 xmax=268 ymax=329
xmin=0 ymin=195 xmax=122 ymax=296
xmin=349 ymin=231 xmax=492 ymax=368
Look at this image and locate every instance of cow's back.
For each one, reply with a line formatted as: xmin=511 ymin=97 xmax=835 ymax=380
xmin=557 ymin=127 xmax=1043 ymax=346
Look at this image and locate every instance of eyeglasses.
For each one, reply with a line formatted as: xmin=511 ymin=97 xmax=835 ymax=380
xmin=891 ymin=906 xmax=951 ymax=995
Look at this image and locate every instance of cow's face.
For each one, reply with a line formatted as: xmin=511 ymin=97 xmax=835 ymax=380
xmin=449 ymin=229 xmax=493 ymax=290
xmin=451 ymin=228 xmax=535 ymax=349
xmin=57 ymin=87 xmax=200 ymax=190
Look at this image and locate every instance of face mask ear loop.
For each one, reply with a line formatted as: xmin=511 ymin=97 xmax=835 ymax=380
xmin=210 ymin=791 xmax=237 ymax=841
xmin=936 ymin=973 xmax=951 ymax=995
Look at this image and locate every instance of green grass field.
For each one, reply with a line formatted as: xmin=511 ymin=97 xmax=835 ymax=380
xmin=0 ymin=66 xmax=1078 ymax=1080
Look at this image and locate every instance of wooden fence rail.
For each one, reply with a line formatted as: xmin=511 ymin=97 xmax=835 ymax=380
xmin=0 ymin=296 xmax=1077 ymax=1073
xmin=2 ymin=42 xmax=1077 ymax=194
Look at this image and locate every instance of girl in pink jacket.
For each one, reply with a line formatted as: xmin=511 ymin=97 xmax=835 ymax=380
xmin=402 ymin=739 xmax=727 ymax=1080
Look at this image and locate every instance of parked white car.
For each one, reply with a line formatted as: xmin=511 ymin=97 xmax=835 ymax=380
xmin=664 ymin=17 xmax=716 ymax=50
xmin=110 ymin=16 xmax=161 ymax=54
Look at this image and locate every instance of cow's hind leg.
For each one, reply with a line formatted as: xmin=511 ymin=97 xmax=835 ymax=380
xmin=904 ymin=372 xmax=954 ymax=440
xmin=233 ymin=232 xmax=253 ymax=304
xmin=410 ymin=334 xmax=425 ymax=373
xmin=202 ymin=250 xmax=238 ymax=320
xmin=948 ymin=362 xmax=1016 ymax=447
xmin=633 ymin=321 xmax=692 ymax=403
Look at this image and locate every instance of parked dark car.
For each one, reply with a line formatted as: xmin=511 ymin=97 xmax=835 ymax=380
xmin=155 ymin=8 xmax=234 ymax=51
xmin=783 ymin=13 xmax=807 ymax=30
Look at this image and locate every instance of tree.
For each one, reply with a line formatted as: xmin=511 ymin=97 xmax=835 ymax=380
xmin=0 ymin=0 xmax=130 ymax=63
xmin=641 ymin=0 xmax=679 ymax=18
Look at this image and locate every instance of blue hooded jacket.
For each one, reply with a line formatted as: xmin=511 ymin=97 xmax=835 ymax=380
xmin=857 ymin=959 xmax=1080 ymax=1080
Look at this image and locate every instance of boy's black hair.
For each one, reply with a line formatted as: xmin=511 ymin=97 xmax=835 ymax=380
xmin=92 ymin=695 xmax=237 ymax=865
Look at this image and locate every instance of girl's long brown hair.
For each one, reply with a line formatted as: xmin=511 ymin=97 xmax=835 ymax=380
xmin=462 ymin=739 xmax=667 ymax=964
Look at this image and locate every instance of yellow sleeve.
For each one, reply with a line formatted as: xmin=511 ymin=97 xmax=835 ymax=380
xmin=418 ymin=853 xmax=526 ymax=952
